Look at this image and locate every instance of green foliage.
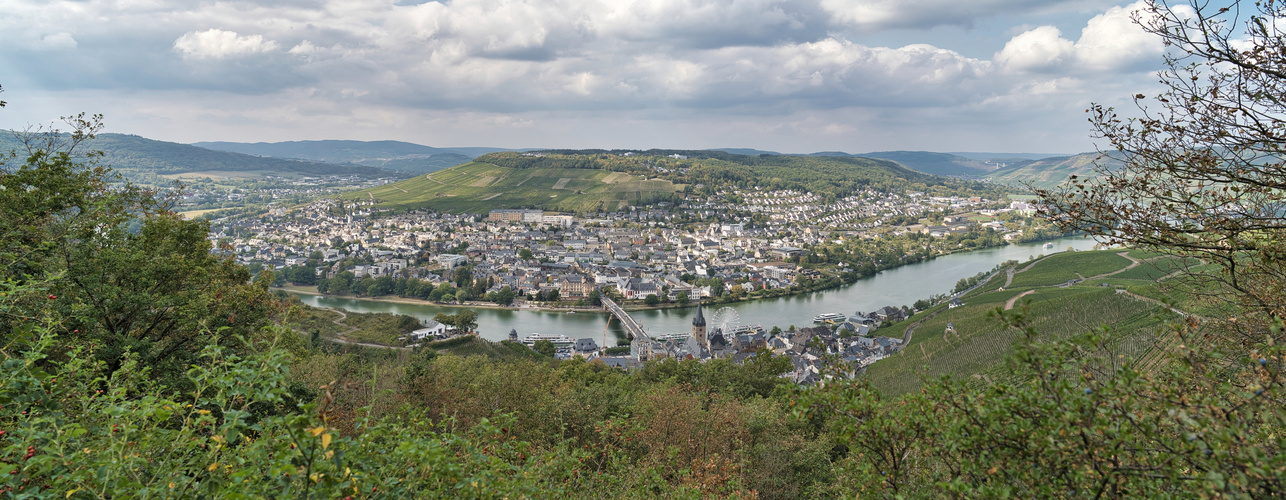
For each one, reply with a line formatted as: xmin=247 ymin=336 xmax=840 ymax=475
xmin=333 ymin=311 xmax=421 ymax=345
xmin=532 ymin=339 xmax=556 ymax=357
xmin=0 ymin=309 xmax=592 ymax=498
xmin=1 ymin=125 xmax=279 ymax=389
xmin=803 ymin=309 xmax=1286 ymax=497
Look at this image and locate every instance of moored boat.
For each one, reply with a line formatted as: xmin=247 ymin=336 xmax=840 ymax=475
xmin=813 ymin=312 xmax=845 ymax=323
xmin=522 ymin=333 xmax=575 ymax=346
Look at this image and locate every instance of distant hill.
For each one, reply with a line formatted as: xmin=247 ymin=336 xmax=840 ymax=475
xmin=947 ymin=152 xmax=1070 ymax=161
xmin=850 ymin=151 xmax=1001 ymax=177
xmin=343 ymin=149 xmax=974 ymax=214
xmin=193 ymin=140 xmax=520 ymax=174
xmin=707 ymin=148 xmax=782 ymax=156
xmin=0 ymin=133 xmax=393 ymax=178
xmin=984 ymin=152 xmax=1123 ymax=190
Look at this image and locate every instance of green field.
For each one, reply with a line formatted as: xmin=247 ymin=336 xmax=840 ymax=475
xmin=1109 ymin=256 xmax=1198 ymax=281
xmin=865 ymin=248 xmax=1179 ymax=396
xmin=867 ymin=286 xmax=1174 ymax=396
xmin=1005 ymin=250 xmax=1133 ymax=288
xmin=344 ymin=161 xmax=680 ymax=213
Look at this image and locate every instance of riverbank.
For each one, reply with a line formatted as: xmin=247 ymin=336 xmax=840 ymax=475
xmin=278 ymin=285 xmax=610 ymax=313
xmin=281 ymin=234 xmax=1095 ymax=316
xmin=289 ymin=237 xmax=1103 ymax=342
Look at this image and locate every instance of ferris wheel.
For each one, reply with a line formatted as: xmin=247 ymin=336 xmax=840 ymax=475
xmin=710 ymin=307 xmax=740 ymax=336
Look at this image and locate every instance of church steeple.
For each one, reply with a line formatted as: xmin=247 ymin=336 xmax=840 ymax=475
xmin=692 ymin=300 xmax=708 ymax=350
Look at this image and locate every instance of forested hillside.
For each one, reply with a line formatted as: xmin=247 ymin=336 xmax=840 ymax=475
xmin=193 ymin=139 xmax=513 ymax=174
xmin=0 ymin=132 xmax=391 ymax=179
xmin=849 ymin=150 xmax=1001 ymax=177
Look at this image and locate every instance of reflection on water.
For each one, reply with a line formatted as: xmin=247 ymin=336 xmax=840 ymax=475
xmin=293 ymin=237 xmax=1103 ymax=342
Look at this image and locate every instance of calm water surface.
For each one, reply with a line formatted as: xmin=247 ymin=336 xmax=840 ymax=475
xmin=293 ymin=237 xmax=1102 ymax=342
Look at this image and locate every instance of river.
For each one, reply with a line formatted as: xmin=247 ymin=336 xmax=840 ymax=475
xmin=292 ymin=237 xmax=1103 ymax=343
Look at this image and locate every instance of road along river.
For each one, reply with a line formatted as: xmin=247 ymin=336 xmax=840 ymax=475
xmin=292 ymin=237 xmax=1102 ymax=343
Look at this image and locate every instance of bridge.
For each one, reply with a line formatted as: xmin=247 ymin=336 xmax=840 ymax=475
xmin=600 ymin=296 xmax=649 ymax=341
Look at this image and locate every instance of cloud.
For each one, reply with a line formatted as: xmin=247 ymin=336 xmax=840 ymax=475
xmin=996 ymin=1 xmax=1162 ymax=73
xmin=820 ymin=0 xmax=1058 ymax=31
xmin=995 ymin=26 xmax=1075 ymax=71
xmin=0 ymin=0 xmax=1170 ymax=153
xmin=37 ymin=33 xmax=79 ymax=51
xmin=173 ymin=29 xmax=279 ymax=59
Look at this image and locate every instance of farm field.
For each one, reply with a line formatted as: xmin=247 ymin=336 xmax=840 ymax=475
xmin=866 ymin=286 xmax=1174 ymax=396
xmin=343 ymin=161 xmax=680 ymax=213
xmin=865 ymin=248 xmax=1183 ymax=396
xmin=1005 ymin=250 xmax=1133 ymax=288
xmin=1108 ymin=256 xmax=1199 ymax=281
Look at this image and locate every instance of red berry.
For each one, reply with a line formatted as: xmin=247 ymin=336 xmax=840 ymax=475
xmin=47 ymin=295 xmax=56 ymax=300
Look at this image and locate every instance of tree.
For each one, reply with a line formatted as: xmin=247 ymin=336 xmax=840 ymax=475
xmin=1 ymin=113 xmax=277 ymax=385
xmin=454 ymin=265 xmax=473 ymax=288
xmin=676 ymin=291 xmax=690 ymax=306
xmin=493 ymin=286 xmax=516 ymax=306
xmin=532 ymin=339 xmax=556 ymax=357
xmin=519 ymin=248 xmax=533 ymax=260
xmin=1040 ymin=0 xmax=1286 ymax=340
xmin=643 ymin=294 xmax=660 ymax=306
xmin=710 ymin=278 xmax=725 ymax=297
xmin=455 ymin=309 xmax=479 ymax=333
xmin=432 ymin=312 xmax=456 ymax=330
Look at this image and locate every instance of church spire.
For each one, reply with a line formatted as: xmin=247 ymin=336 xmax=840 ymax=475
xmin=692 ymin=300 xmax=706 ymax=327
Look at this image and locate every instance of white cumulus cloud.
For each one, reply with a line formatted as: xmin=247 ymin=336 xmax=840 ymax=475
xmin=173 ymin=28 xmax=279 ymax=59
xmin=996 ymin=1 xmax=1162 ymax=73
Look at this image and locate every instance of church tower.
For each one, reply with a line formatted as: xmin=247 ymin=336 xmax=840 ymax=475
xmin=692 ymin=300 xmax=708 ymax=350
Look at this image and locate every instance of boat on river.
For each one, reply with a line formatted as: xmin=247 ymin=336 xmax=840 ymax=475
xmin=522 ymin=333 xmax=575 ymax=346
xmin=813 ymin=313 xmax=845 ymax=323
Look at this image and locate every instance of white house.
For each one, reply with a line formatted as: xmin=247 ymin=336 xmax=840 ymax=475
xmin=408 ymin=320 xmax=447 ymax=340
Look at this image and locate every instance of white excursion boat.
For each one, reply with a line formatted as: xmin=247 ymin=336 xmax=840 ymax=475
xmin=654 ymin=333 xmax=691 ymax=342
xmin=813 ymin=313 xmax=846 ymax=323
xmin=522 ymin=333 xmax=575 ymax=346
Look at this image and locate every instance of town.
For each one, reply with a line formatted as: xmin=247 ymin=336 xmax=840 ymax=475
xmin=206 ymin=187 xmax=1051 ymax=381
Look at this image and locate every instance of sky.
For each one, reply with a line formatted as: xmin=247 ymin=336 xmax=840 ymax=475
xmin=0 ymin=0 xmax=1172 ymax=154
